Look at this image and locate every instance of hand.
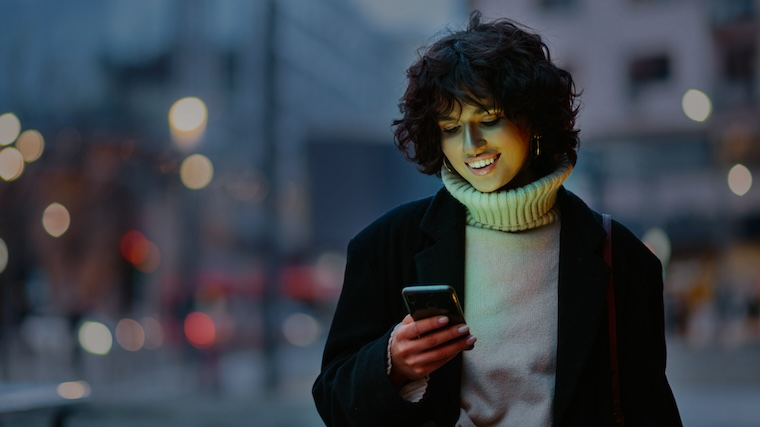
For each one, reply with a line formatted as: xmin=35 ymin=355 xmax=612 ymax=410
xmin=388 ymin=314 xmax=476 ymax=389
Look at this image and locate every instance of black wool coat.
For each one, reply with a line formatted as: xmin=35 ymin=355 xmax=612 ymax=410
xmin=312 ymin=187 xmax=683 ymax=427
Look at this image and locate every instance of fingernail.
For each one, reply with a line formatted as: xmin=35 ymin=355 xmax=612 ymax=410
xmin=466 ymin=335 xmax=477 ymax=345
xmin=458 ymin=325 xmax=470 ymax=334
xmin=438 ymin=316 xmax=449 ymax=324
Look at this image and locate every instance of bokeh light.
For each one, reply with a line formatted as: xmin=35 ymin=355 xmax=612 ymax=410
xmin=0 ymin=237 xmax=8 ymax=274
xmin=0 ymin=146 xmax=25 ymax=181
xmin=0 ymin=112 xmax=21 ymax=146
xmin=119 ymin=230 xmax=161 ymax=273
xmin=184 ymin=311 xmax=216 ymax=349
xmin=78 ymin=321 xmax=113 ymax=356
xmin=728 ymin=163 xmax=752 ymax=196
xmin=16 ymin=129 xmax=45 ymax=162
xmin=115 ymin=318 xmax=146 ymax=352
xmin=169 ymin=97 xmax=207 ymax=150
xmin=314 ymin=252 xmax=347 ymax=292
xmin=681 ymin=88 xmax=712 ymax=122
xmin=42 ymin=203 xmax=71 ymax=237
xmin=57 ymin=381 xmax=91 ymax=400
xmin=642 ymin=227 xmax=672 ymax=266
xmin=282 ymin=312 xmax=321 ymax=347
xmin=141 ymin=316 xmax=164 ymax=350
xmin=170 ymin=97 xmax=207 ymax=131
xmin=179 ymin=153 xmax=214 ymax=190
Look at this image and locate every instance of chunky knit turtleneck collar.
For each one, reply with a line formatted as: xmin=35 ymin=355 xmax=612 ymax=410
xmin=441 ymin=156 xmax=573 ymax=232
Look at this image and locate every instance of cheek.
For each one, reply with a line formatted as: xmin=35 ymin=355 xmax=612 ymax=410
xmin=440 ymin=139 xmax=457 ymax=160
xmin=500 ymin=131 xmax=529 ymax=159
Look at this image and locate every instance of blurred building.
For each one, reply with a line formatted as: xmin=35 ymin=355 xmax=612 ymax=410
xmin=474 ymin=0 xmax=760 ymax=251
xmin=0 ymin=0 xmax=466 ymax=383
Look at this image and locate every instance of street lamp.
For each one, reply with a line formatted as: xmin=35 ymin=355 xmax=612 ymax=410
xmin=169 ymin=96 xmax=207 ymax=151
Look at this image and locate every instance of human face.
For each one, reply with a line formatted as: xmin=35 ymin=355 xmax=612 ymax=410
xmin=439 ymin=102 xmax=532 ymax=193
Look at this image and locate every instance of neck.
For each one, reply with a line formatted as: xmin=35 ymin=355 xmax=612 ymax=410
xmin=441 ymin=155 xmax=573 ymax=232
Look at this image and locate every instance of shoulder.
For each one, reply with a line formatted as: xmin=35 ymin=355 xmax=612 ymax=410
xmin=349 ymin=187 xmax=462 ymax=250
xmin=559 ymin=188 xmax=659 ymax=264
xmin=349 ymin=194 xmax=434 ymax=249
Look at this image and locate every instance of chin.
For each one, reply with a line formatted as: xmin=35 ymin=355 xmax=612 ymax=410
xmin=472 ymin=183 xmax=503 ymax=193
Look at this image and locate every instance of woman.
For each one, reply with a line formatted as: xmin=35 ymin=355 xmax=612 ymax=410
xmin=312 ymin=11 xmax=682 ymax=427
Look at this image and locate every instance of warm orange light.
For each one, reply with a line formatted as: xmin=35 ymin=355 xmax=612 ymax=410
xmin=119 ymin=230 xmax=161 ymax=273
xmin=16 ymin=129 xmax=45 ymax=162
xmin=179 ymin=154 xmax=214 ymax=190
xmin=169 ymin=97 xmax=207 ymax=150
xmin=120 ymin=230 xmax=150 ymax=265
xmin=184 ymin=312 xmax=216 ymax=349
xmin=134 ymin=241 xmax=161 ymax=273
xmin=57 ymin=381 xmax=91 ymax=400
xmin=42 ymin=203 xmax=71 ymax=237
xmin=0 ymin=146 xmax=24 ymax=181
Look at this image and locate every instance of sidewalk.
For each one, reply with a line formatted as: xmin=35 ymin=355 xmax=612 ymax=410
xmin=67 ymin=390 xmax=322 ymax=427
xmin=64 ymin=343 xmax=326 ymax=427
xmin=667 ymin=339 xmax=760 ymax=427
xmin=11 ymin=335 xmax=760 ymax=427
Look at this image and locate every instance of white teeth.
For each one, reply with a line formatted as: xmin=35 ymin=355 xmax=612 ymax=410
xmin=469 ymin=157 xmax=495 ymax=169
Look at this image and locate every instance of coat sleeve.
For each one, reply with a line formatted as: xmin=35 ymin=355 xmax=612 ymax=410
xmin=613 ymin=221 xmax=683 ymax=426
xmin=311 ymin=209 xmax=441 ymax=427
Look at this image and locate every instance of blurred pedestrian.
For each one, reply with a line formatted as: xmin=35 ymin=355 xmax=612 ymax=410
xmin=313 ymin=11 xmax=682 ymax=426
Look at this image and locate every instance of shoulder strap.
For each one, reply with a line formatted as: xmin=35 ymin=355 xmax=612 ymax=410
xmin=603 ymin=213 xmax=625 ymax=427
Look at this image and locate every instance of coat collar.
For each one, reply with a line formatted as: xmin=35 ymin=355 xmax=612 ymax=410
xmin=413 ymin=187 xmax=610 ymax=424
xmin=415 ymin=187 xmax=467 ymax=304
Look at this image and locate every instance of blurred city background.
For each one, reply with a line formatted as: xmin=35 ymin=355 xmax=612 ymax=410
xmin=0 ymin=0 xmax=759 ymax=425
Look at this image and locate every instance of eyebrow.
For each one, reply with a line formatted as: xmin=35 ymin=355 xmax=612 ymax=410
xmin=438 ymin=106 xmax=497 ymax=122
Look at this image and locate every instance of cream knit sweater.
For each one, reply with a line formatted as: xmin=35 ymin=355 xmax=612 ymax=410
xmin=442 ymin=158 xmax=572 ymax=427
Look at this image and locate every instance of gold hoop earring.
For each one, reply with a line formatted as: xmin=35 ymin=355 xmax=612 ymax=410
xmin=443 ymin=157 xmax=453 ymax=173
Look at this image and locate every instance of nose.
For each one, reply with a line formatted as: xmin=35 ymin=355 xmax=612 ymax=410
xmin=463 ymin=124 xmax=485 ymax=153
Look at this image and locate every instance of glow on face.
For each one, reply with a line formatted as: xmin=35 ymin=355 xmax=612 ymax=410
xmin=439 ymin=102 xmax=530 ymax=193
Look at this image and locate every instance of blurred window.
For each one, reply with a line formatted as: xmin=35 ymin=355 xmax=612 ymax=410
xmin=710 ymin=0 xmax=755 ymax=26
xmin=717 ymin=40 xmax=757 ymax=106
xmin=723 ymin=42 xmax=756 ymax=82
xmin=628 ymin=54 xmax=671 ymax=98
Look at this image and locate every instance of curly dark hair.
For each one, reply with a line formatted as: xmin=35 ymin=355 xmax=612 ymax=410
xmin=392 ymin=11 xmax=581 ymax=177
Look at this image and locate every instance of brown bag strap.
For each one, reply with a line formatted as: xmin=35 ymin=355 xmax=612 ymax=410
xmin=603 ymin=213 xmax=625 ymax=427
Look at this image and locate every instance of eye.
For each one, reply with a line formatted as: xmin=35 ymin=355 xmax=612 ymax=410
xmin=481 ymin=117 xmax=501 ymax=127
xmin=441 ymin=125 xmax=460 ymax=134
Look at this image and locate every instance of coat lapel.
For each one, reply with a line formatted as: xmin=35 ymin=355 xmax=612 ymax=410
xmin=552 ymin=189 xmax=610 ymax=423
xmin=413 ymin=188 xmax=468 ymax=423
xmin=414 ymin=188 xmax=467 ymax=304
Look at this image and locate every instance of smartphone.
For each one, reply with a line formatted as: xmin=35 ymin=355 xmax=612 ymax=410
xmin=402 ymin=284 xmax=466 ymax=325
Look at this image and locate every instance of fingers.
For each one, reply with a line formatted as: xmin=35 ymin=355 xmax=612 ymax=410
xmin=390 ymin=317 xmax=477 ymax=383
xmin=394 ymin=330 xmax=476 ymax=379
xmin=411 ymin=324 xmax=476 ymax=361
xmin=398 ymin=314 xmax=450 ymax=339
xmin=396 ymin=315 xmax=474 ymax=350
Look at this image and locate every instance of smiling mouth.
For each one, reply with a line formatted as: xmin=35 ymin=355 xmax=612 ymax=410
xmin=468 ymin=155 xmax=498 ymax=169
